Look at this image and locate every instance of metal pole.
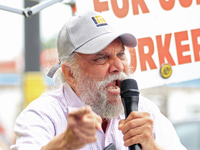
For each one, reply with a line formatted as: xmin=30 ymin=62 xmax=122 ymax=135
xmin=23 ymin=1 xmax=45 ymax=108
xmin=0 ymin=4 xmax=24 ymax=15
xmin=24 ymin=1 xmax=40 ymax=72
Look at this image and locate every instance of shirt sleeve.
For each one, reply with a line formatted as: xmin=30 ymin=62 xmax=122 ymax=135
xmin=139 ymin=96 xmax=187 ymax=150
xmin=10 ymin=96 xmax=68 ymax=150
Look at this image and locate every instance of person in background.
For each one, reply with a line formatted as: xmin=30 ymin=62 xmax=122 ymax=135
xmin=11 ymin=11 xmax=186 ymax=150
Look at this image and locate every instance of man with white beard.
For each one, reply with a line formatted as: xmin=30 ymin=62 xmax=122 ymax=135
xmin=11 ymin=11 xmax=186 ymax=150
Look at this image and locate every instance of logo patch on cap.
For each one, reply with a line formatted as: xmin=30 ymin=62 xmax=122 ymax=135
xmin=92 ymin=15 xmax=108 ymax=27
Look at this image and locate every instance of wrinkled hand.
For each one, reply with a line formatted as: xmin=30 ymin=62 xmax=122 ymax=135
xmin=42 ymin=106 xmax=102 ymax=150
xmin=64 ymin=106 xmax=102 ymax=149
xmin=118 ymin=111 xmax=164 ymax=150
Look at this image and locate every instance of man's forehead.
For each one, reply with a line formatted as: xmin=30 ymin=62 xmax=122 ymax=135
xmin=96 ymin=47 xmax=125 ymax=55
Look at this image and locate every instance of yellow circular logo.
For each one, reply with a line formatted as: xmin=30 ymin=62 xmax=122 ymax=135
xmin=160 ymin=63 xmax=172 ymax=79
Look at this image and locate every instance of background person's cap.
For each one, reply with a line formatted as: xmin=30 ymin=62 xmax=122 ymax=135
xmin=47 ymin=11 xmax=137 ymax=78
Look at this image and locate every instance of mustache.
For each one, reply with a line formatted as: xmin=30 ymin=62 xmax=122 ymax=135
xmin=97 ymin=72 xmax=130 ymax=89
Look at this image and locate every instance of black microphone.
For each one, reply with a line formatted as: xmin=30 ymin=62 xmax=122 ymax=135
xmin=120 ymin=79 xmax=142 ymax=150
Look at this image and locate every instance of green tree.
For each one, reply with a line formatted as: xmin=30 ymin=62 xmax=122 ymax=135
xmin=41 ymin=35 xmax=57 ymax=50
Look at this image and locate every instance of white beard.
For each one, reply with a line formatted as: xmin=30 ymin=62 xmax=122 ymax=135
xmin=75 ymin=72 xmax=130 ymax=119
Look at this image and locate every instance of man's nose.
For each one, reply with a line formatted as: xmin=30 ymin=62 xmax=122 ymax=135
xmin=108 ymin=56 xmax=124 ymax=73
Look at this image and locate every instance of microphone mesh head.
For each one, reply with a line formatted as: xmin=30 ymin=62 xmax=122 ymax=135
xmin=120 ymin=79 xmax=139 ymax=98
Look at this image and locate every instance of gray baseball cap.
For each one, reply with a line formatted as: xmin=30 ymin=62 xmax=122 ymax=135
xmin=47 ymin=11 xmax=137 ymax=78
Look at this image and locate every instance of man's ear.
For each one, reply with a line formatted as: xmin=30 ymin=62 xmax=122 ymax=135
xmin=62 ymin=62 xmax=76 ymax=87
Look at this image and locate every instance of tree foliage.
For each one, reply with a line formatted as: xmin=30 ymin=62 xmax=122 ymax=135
xmin=41 ymin=35 xmax=57 ymax=50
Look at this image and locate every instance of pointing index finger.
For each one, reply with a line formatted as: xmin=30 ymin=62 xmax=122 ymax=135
xmin=68 ymin=106 xmax=92 ymax=119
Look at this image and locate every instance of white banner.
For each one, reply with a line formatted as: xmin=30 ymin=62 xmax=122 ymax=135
xmin=76 ymin=0 xmax=200 ymax=89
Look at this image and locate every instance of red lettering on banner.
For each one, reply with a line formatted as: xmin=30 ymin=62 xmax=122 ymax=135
xmin=191 ymin=28 xmax=200 ymax=62
xmin=156 ymin=34 xmax=176 ymax=67
xmin=159 ymin=0 xmax=175 ymax=11
xmin=111 ymin=0 xmax=129 ymax=18
xmin=138 ymin=37 xmax=157 ymax=71
xmin=130 ymin=29 xmax=200 ymax=72
xmin=175 ymin=31 xmax=192 ymax=65
xmin=93 ymin=0 xmax=200 ymax=17
xmin=131 ymin=0 xmax=150 ymax=15
xmin=93 ymin=0 xmax=109 ymax=12
xmin=179 ymin=0 xmax=193 ymax=7
xmin=128 ymin=48 xmax=137 ymax=74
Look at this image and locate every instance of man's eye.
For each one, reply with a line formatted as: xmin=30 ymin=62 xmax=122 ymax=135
xmin=118 ymin=53 xmax=125 ymax=59
xmin=93 ymin=56 xmax=108 ymax=65
xmin=97 ymin=57 xmax=105 ymax=60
